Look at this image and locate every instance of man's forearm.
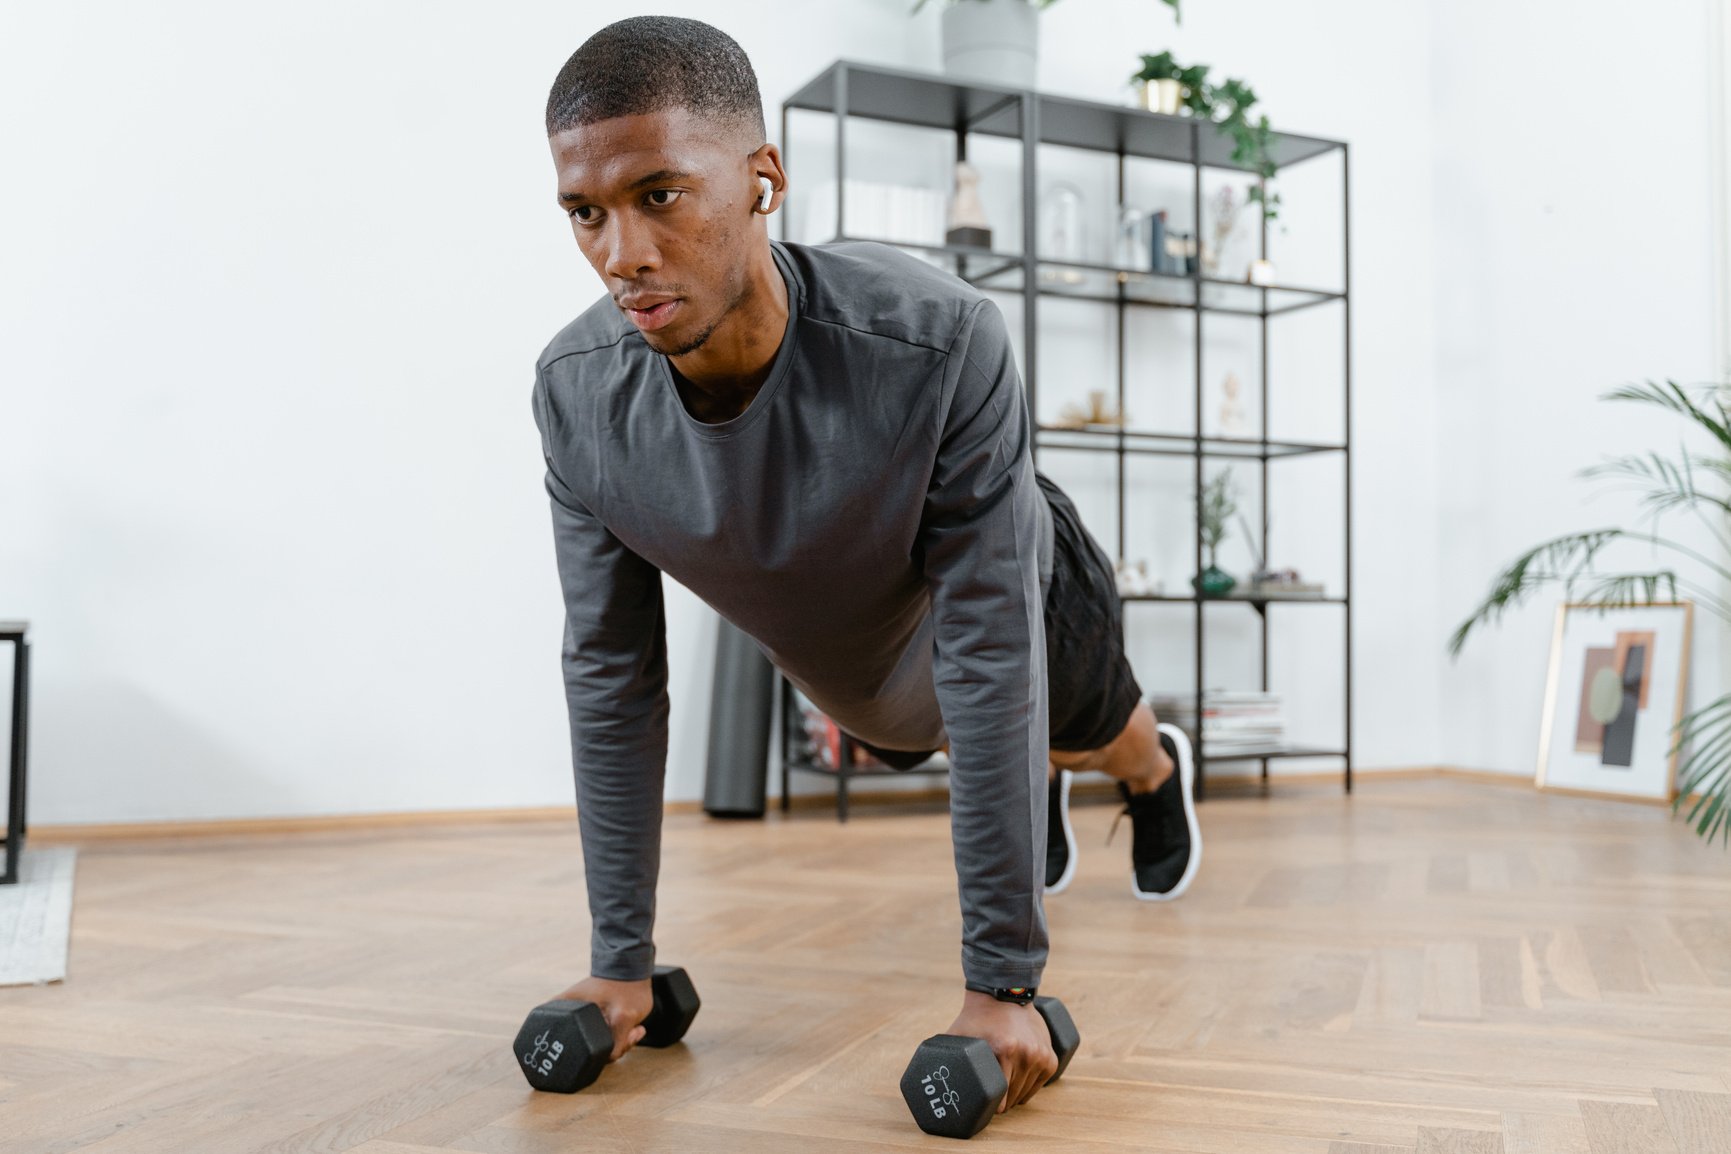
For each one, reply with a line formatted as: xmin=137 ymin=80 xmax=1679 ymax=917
xmin=571 ymin=719 xmax=668 ymax=980
xmin=560 ymin=592 xmax=672 ymax=981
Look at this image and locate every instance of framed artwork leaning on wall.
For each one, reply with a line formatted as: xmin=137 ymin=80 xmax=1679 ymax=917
xmin=1537 ymin=600 xmax=1694 ymax=801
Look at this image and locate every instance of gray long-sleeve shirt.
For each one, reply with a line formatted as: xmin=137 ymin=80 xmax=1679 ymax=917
xmin=530 ymin=240 xmax=1054 ymax=989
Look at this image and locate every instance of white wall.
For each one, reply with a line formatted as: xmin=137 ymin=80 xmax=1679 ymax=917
xmin=0 ymin=0 xmax=1714 ymax=824
xmin=0 ymin=0 xmax=933 ymax=823
xmin=1431 ymin=0 xmax=1726 ymax=776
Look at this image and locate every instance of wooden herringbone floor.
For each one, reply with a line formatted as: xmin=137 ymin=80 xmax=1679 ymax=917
xmin=3 ymin=775 xmax=1730 ymax=1152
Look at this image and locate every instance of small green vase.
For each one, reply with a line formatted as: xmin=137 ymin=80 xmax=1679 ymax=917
xmin=1192 ymin=564 xmax=1236 ymax=598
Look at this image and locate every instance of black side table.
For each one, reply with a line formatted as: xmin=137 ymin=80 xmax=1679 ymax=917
xmin=1 ymin=621 xmax=29 ymax=885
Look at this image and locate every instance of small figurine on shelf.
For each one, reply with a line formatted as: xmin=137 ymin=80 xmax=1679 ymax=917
xmin=946 ymin=161 xmax=992 ymax=250
xmin=1217 ymin=371 xmax=1249 ymax=436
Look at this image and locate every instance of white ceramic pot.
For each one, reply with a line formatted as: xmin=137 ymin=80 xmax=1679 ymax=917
xmin=1134 ymin=79 xmax=1184 ymax=114
xmin=941 ymin=0 xmax=1038 ymax=89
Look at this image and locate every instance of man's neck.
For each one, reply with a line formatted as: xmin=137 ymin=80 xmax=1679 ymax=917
xmin=668 ymin=248 xmax=790 ymax=424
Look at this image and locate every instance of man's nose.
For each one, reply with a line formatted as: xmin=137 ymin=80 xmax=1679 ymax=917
xmin=603 ymin=216 xmax=659 ymax=281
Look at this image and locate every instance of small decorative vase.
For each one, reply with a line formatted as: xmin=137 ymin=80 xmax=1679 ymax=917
xmin=1248 ymin=258 xmax=1277 ymax=286
xmin=941 ymin=0 xmax=1038 ymax=89
xmin=1192 ymin=565 xmax=1236 ymax=598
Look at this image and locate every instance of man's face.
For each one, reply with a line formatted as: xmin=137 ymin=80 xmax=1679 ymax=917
xmin=550 ymin=107 xmax=760 ymax=357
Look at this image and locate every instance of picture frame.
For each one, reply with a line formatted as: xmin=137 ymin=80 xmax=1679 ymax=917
xmin=1536 ymin=600 xmax=1694 ymax=801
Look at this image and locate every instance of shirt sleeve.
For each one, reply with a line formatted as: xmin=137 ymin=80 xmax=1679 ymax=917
xmin=920 ymin=299 xmax=1050 ymax=990
xmin=532 ymin=369 xmax=670 ymax=982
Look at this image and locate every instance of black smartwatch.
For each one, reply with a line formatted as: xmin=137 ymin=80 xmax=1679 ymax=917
xmin=965 ymin=981 xmax=1037 ymax=1005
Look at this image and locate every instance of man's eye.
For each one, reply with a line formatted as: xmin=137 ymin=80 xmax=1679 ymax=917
xmin=569 ymin=205 xmax=600 ymax=224
xmin=645 ymin=189 xmax=683 ymax=208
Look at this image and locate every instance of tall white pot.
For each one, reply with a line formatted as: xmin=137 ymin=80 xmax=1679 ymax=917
xmin=941 ymin=0 xmax=1038 ymax=89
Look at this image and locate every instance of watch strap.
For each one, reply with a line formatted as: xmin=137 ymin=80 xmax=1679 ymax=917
xmin=965 ymin=981 xmax=1037 ymax=1005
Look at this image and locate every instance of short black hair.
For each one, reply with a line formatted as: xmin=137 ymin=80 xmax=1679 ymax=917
xmin=545 ymin=17 xmax=766 ymax=142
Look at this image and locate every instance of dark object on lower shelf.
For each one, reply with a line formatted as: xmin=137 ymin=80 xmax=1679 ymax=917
xmin=1 ymin=620 xmax=29 ymax=886
xmin=777 ymin=674 xmax=950 ymax=822
xmin=702 ymin=618 xmax=775 ymax=818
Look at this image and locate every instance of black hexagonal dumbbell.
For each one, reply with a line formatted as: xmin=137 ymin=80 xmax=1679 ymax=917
xmin=898 ymin=996 xmax=1081 ymax=1139
xmin=513 ymin=964 xmax=702 ymax=1094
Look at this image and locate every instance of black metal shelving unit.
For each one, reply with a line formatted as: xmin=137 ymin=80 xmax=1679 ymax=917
xmin=777 ymin=60 xmax=1352 ymax=811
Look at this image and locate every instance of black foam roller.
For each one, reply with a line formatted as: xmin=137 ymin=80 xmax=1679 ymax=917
xmin=702 ymin=617 xmax=775 ymax=818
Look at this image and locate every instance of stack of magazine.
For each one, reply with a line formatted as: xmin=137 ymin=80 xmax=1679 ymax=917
xmin=1147 ymin=690 xmax=1286 ymax=755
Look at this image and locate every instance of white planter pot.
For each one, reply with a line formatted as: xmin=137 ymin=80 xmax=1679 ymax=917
xmin=941 ymin=0 xmax=1038 ymax=89
xmin=1134 ymin=79 xmax=1184 ymax=114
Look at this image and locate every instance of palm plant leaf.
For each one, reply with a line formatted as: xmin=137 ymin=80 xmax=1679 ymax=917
xmin=1581 ymin=445 xmax=1731 ymax=571
xmin=1447 ymin=529 xmax=1625 ymax=657
xmin=1582 ymin=447 xmax=1731 ymax=520
xmin=1602 ymin=379 xmax=1731 ymax=453
xmin=1671 ymin=697 xmax=1731 ymax=845
xmin=1569 ymin=570 xmax=1681 ymax=609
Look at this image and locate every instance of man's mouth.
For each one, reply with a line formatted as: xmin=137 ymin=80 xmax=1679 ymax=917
xmin=622 ymin=298 xmax=681 ymax=333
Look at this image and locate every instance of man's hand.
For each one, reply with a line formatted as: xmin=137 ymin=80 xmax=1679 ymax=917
xmin=551 ymin=975 xmax=653 ymax=1062
xmin=947 ymin=990 xmax=1059 ymax=1113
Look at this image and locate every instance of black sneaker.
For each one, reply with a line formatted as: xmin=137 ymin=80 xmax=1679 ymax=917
xmin=1112 ymin=724 xmax=1202 ymax=901
xmin=1044 ymin=769 xmax=1077 ymax=895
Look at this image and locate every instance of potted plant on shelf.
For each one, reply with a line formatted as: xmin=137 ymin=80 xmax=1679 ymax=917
xmin=1127 ymin=52 xmax=1283 ymax=231
xmin=1193 ymin=467 xmax=1240 ymax=597
xmin=916 ymin=0 xmax=1180 ymax=90
xmin=1131 ymin=50 xmax=1187 ymax=114
xmin=1449 ymin=379 xmax=1731 ymax=846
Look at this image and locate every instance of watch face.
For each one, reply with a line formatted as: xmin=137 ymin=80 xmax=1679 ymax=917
xmin=967 ymin=982 xmax=1037 ymax=1004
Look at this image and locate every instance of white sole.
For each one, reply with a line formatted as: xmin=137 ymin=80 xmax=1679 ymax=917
xmin=1130 ymin=723 xmax=1203 ymax=902
xmin=1044 ymin=769 xmax=1078 ymax=896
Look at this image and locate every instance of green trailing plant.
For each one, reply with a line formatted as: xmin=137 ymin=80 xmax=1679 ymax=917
xmin=1129 ymin=56 xmax=1282 ymax=225
xmin=1132 ymin=50 xmax=1184 ymax=82
xmin=1449 ymin=379 xmax=1731 ymax=846
xmin=916 ymin=0 xmax=1181 ymax=16
xmin=1198 ymin=467 xmax=1240 ymax=567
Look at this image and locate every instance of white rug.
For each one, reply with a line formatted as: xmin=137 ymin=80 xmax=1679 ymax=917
xmin=0 ymin=846 xmax=77 ymax=986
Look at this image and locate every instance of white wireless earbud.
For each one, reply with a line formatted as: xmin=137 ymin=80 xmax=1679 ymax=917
xmin=755 ymin=176 xmax=774 ymax=213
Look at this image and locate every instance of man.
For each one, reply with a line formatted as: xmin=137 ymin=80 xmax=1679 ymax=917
xmin=530 ymin=16 xmax=1202 ymax=1114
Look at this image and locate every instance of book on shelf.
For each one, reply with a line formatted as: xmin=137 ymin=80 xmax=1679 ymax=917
xmin=1245 ymin=582 xmax=1328 ymax=598
xmin=1148 ymin=689 xmax=1287 ymax=747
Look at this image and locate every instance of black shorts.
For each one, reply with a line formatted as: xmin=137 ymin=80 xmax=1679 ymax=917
xmin=854 ymin=471 xmax=1144 ymax=768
